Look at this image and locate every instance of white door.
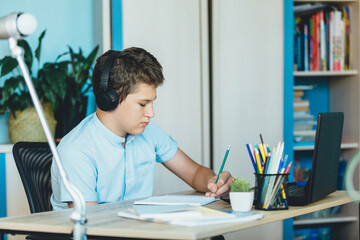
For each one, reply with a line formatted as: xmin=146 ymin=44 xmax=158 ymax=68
xmin=121 ymin=0 xmax=210 ymax=195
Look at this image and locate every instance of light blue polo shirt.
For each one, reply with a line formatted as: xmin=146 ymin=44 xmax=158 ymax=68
xmin=50 ymin=113 xmax=178 ymax=210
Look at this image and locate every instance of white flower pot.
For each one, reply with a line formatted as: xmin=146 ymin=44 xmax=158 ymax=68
xmin=229 ymin=191 xmax=254 ymax=212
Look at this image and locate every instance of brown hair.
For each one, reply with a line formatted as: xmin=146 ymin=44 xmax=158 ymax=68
xmin=92 ymin=47 xmax=164 ymax=104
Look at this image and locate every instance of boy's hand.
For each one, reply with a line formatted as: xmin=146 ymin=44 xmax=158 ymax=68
xmin=205 ymin=171 xmax=233 ymax=197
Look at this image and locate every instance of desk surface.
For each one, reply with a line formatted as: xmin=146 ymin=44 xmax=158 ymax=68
xmin=0 ymin=191 xmax=354 ymax=239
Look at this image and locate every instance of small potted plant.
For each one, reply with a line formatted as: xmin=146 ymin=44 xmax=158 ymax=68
xmin=229 ymin=177 xmax=254 ymax=212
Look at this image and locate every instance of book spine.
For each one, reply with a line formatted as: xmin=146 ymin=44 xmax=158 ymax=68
xmin=325 ymin=11 xmax=330 ymax=70
xmin=320 ymin=11 xmax=326 ymax=71
xmin=316 ymin=12 xmax=320 ymax=71
xmin=340 ymin=10 xmax=345 ymax=71
xmin=304 ymin=24 xmax=309 ymax=71
xmin=344 ymin=6 xmax=350 ymax=70
xmin=330 ymin=10 xmax=334 ymax=71
xmin=309 ymin=17 xmax=314 ymax=71
xmin=333 ymin=11 xmax=340 ymax=71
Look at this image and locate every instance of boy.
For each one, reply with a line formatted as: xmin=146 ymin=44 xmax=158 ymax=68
xmin=50 ymin=47 xmax=233 ymax=210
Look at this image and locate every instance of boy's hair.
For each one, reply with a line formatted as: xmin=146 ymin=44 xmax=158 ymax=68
xmin=92 ymin=47 xmax=164 ymax=104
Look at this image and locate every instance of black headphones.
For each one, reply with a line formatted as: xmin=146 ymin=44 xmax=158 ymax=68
xmin=95 ymin=51 xmax=120 ymax=111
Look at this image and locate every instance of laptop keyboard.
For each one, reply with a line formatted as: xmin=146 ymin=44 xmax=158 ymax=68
xmin=286 ymin=182 xmax=308 ymax=206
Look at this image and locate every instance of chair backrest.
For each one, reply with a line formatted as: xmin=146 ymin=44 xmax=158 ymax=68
xmin=12 ymin=142 xmax=53 ymax=213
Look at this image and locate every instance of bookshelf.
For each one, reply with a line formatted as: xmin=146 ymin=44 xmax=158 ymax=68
xmin=284 ymin=0 xmax=360 ymax=239
xmin=293 ymin=216 xmax=357 ymax=226
xmin=294 ymin=142 xmax=359 ymax=151
xmin=294 ymin=70 xmax=358 ymax=76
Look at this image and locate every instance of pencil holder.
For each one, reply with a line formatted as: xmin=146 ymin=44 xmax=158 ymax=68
xmin=254 ymin=173 xmax=289 ymax=210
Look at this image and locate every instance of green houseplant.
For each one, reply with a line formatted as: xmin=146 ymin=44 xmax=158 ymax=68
xmin=231 ymin=178 xmax=251 ymax=192
xmin=229 ymin=177 xmax=254 ymax=212
xmin=53 ymin=45 xmax=99 ymax=138
xmin=0 ymin=30 xmax=66 ymax=143
xmin=0 ymin=30 xmax=99 ymax=142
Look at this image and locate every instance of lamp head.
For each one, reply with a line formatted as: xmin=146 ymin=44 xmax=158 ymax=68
xmin=0 ymin=12 xmax=37 ymax=39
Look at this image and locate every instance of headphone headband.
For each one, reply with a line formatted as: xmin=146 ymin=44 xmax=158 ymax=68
xmin=99 ymin=51 xmax=120 ymax=91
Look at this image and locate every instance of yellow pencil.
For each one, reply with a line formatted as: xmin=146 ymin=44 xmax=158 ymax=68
xmin=259 ymin=143 xmax=267 ymax=165
xmin=254 ymin=147 xmax=263 ymax=174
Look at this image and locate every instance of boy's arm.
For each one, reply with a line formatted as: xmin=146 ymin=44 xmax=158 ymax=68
xmin=163 ymin=148 xmax=233 ymax=197
xmin=67 ymin=201 xmax=98 ymax=208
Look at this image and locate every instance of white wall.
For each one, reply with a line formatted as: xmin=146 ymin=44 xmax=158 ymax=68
xmin=212 ymin=1 xmax=284 ymax=239
xmin=0 ymin=0 xmax=95 ymax=71
xmin=121 ymin=0 xmax=210 ymax=195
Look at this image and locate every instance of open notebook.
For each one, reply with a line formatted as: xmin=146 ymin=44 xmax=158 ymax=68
xmin=118 ymin=206 xmax=263 ymax=227
xmin=134 ymin=195 xmax=220 ymax=206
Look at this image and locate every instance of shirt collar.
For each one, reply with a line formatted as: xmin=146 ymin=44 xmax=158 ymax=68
xmin=92 ymin=113 xmax=136 ymax=146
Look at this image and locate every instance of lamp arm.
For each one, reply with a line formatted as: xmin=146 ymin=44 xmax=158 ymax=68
xmin=8 ymin=37 xmax=87 ymax=240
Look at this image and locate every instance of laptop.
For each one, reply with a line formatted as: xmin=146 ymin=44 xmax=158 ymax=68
xmin=286 ymin=112 xmax=344 ymax=206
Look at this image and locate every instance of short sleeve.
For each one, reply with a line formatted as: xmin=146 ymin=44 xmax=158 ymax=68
xmin=55 ymin=144 xmax=98 ymax=202
xmin=146 ymin=121 xmax=178 ymax=163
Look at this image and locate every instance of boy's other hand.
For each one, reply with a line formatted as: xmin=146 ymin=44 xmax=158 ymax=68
xmin=205 ymin=171 xmax=233 ymax=197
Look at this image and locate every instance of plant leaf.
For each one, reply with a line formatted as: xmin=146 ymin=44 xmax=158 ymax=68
xmin=42 ymin=65 xmax=67 ymax=100
xmin=7 ymin=93 xmax=30 ymax=112
xmin=55 ymin=51 xmax=68 ymax=62
xmin=0 ymin=56 xmax=18 ymax=77
xmin=17 ymin=40 xmax=33 ymax=71
xmin=35 ymin=30 xmax=46 ymax=63
xmin=85 ymin=45 xmax=99 ymax=66
xmin=2 ymin=76 xmax=24 ymax=102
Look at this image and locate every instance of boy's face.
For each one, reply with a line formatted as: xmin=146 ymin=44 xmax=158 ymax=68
xmin=113 ymin=82 xmax=157 ymax=137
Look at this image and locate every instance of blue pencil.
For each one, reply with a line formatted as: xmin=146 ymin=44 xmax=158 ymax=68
xmin=246 ymin=143 xmax=257 ymax=173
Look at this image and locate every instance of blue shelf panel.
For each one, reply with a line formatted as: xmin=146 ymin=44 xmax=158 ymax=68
xmin=0 ymin=153 xmax=6 ymax=218
xmin=283 ymin=0 xmax=294 ymax=239
xmin=295 ymin=78 xmax=330 ymax=116
xmin=294 ymin=142 xmax=315 ymax=148
xmin=112 ymin=0 xmax=123 ymax=50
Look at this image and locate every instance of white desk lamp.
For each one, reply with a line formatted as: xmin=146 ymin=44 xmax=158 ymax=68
xmin=345 ymin=151 xmax=360 ymax=201
xmin=0 ymin=12 xmax=87 ymax=240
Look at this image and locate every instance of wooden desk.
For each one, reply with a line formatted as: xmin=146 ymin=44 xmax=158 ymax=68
xmin=0 ymin=191 xmax=354 ymax=240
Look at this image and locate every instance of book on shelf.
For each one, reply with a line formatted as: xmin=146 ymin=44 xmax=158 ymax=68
xmin=294 ymin=3 xmax=326 ymax=14
xmin=294 ymin=113 xmax=315 ymax=121
xmin=294 ymin=89 xmax=305 ymax=97
xmin=294 ymin=120 xmax=317 ymax=131
xmin=294 ymin=135 xmax=316 ymax=143
xmin=333 ymin=10 xmax=344 ymax=71
xmin=294 ymin=4 xmax=351 ymax=72
xmin=293 ymin=84 xmax=316 ymax=142
xmin=343 ymin=7 xmax=351 ymax=70
xmin=294 ymin=99 xmax=309 ymax=107
xmin=294 ymin=106 xmax=310 ymax=112
xmin=304 ymin=24 xmax=309 ymax=70
xmin=294 ymin=129 xmax=317 ymax=136
xmin=294 ymin=227 xmax=332 ymax=240
xmin=294 ymin=85 xmax=314 ymax=91
xmin=320 ymin=10 xmax=326 ymax=71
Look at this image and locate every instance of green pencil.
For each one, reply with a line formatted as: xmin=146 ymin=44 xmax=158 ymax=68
xmin=215 ymin=145 xmax=231 ymax=184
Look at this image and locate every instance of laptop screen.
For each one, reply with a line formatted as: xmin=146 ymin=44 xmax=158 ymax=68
xmin=308 ymin=112 xmax=344 ymax=203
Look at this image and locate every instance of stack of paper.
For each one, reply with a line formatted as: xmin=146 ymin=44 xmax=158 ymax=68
xmin=133 ymin=195 xmax=220 ymax=206
xmin=118 ymin=205 xmax=263 ymax=227
xmin=133 ymin=205 xmax=200 ymax=219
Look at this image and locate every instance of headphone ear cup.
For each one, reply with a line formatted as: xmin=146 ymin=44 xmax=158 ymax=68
xmin=95 ymin=89 xmax=119 ymax=112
